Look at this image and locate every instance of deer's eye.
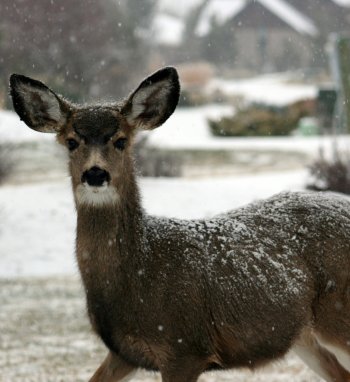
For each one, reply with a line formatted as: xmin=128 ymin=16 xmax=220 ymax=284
xmin=114 ymin=138 xmax=127 ymax=151
xmin=67 ymin=138 xmax=79 ymax=151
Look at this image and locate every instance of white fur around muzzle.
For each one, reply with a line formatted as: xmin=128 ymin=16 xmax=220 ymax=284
xmin=76 ymin=183 xmax=119 ymax=206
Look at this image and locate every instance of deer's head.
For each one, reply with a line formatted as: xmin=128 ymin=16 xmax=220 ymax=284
xmin=10 ymin=67 xmax=180 ymax=207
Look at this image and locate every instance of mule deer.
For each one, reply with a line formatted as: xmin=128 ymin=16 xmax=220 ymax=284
xmin=9 ymin=67 xmax=350 ymax=382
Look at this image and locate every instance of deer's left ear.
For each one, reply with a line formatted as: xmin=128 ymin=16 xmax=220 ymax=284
xmin=9 ymin=74 xmax=69 ymax=133
xmin=122 ymin=67 xmax=180 ymax=130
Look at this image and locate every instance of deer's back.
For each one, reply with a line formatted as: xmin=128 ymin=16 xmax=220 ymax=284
xmin=146 ymin=191 xmax=350 ymax=290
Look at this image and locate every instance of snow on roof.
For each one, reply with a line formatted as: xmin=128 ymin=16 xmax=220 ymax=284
xmin=195 ymin=0 xmax=319 ymax=37
xmin=195 ymin=0 xmax=246 ymax=36
xmin=152 ymin=13 xmax=185 ymax=45
xmin=259 ymin=0 xmax=318 ymax=36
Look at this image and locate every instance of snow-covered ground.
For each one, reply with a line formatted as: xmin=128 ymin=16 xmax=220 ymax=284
xmin=206 ymin=72 xmax=318 ymax=107
xmin=0 ymin=170 xmax=307 ymax=278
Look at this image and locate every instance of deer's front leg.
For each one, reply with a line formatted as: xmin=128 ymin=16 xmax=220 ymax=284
xmin=89 ymin=352 xmax=136 ymax=382
xmin=160 ymin=357 xmax=204 ymax=382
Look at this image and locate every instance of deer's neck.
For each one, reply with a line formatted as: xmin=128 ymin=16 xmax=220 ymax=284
xmin=75 ymin=179 xmax=144 ymax=294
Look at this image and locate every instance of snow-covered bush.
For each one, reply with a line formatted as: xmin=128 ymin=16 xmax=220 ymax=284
xmin=0 ymin=144 xmax=12 ymax=185
xmin=209 ymin=101 xmax=314 ymax=137
xmin=208 ymin=106 xmax=298 ymax=137
xmin=307 ymin=151 xmax=350 ymax=194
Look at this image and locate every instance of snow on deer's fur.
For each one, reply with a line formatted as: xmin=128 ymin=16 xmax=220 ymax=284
xmin=9 ymin=67 xmax=350 ymax=382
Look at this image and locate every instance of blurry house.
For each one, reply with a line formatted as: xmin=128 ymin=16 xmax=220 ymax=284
xmin=196 ymin=0 xmax=319 ymax=71
xmin=155 ymin=0 xmax=350 ymax=73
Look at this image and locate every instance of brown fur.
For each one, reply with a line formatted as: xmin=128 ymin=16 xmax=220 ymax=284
xmin=9 ymin=68 xmax=350 ymax=382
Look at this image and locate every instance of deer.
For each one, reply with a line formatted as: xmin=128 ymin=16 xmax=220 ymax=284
xmin=9 ymin=67 xmax=350 ymax=382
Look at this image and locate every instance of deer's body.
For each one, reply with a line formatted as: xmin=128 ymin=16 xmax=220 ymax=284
xmin=78 ymin=189 xmax=350 ymax=374
xmin=10 ymin=68 xmax=350 ymax=382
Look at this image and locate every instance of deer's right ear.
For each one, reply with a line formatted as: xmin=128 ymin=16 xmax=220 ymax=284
xmin=9 ymin=74 xmax=69 ymax=133
xmin=121 ymin=67 xmax=180 ymax=130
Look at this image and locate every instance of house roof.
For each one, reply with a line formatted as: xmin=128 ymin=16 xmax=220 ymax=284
xmin=259 ymin=0 xmax=318 ymax=35
xmin=195 ymin=0 xmax=318 ymax=37
xmin=286 ymin=0 xmax=350 ymax=34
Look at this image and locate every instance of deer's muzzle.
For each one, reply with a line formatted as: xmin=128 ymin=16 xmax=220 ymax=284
xmin=81 ymin=166 xmax=111 ymax=187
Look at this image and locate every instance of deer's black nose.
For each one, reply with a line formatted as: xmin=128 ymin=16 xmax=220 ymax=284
xmin=81 ymin=166 xmax=110 ymax=187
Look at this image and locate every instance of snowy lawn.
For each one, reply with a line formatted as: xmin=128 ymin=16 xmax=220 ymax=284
xmin=206 ymin=72 xmax=318 ymax=107
xmin=0 ymin=170 xmax=307 ymax=279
